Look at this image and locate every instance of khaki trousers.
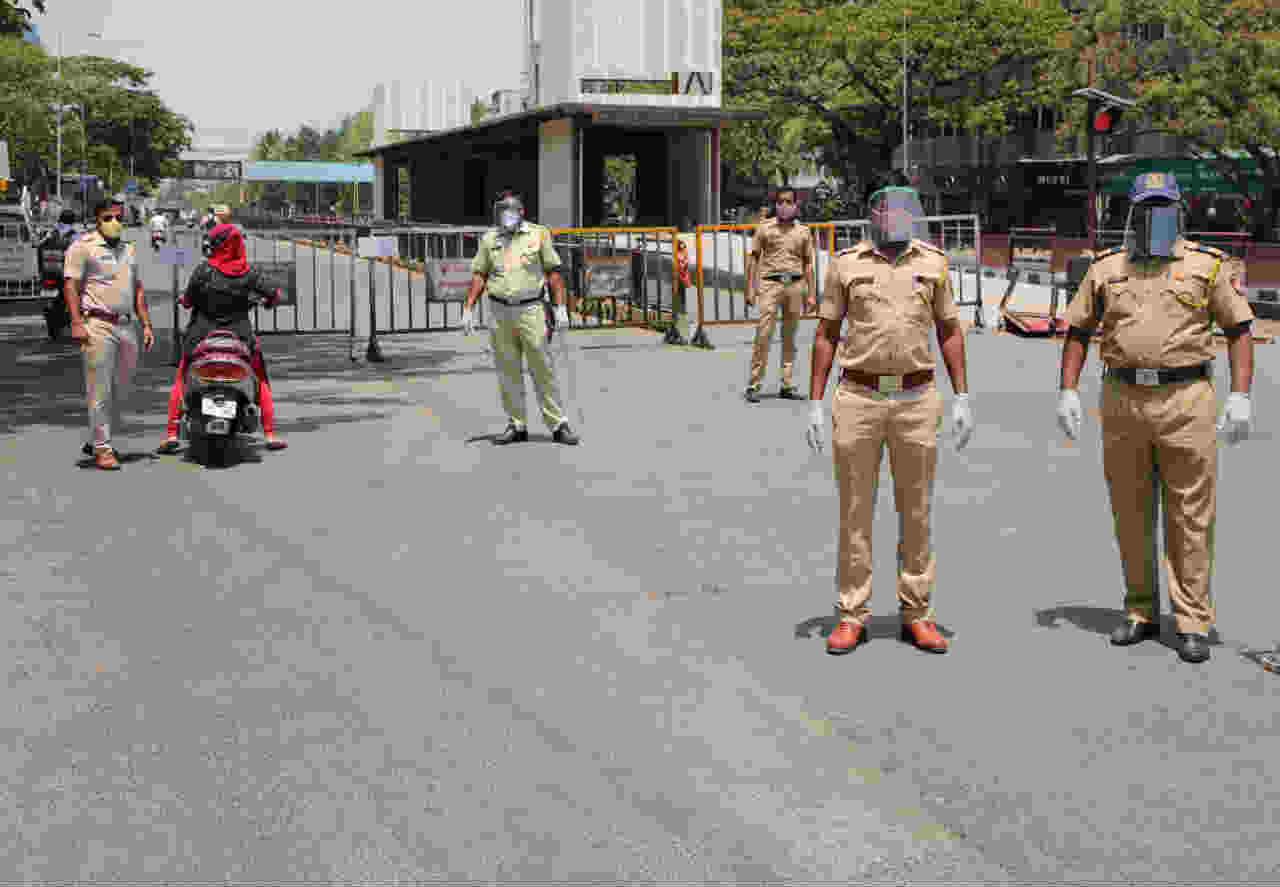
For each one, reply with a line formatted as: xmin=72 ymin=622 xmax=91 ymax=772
xmin=488 ymin=299 xmax=566 ymax=431
xmin=831 ymin=378 xmax=943 ymax=625
xmin=82 ymin=316 xmax=139 ymax=450
xmin=1100 ymin=376 xmax=1217 ymax=635
xmin=749 ymin=280 xmax=805 ymax=389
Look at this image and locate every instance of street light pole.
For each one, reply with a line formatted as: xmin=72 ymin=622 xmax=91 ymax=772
xmin=56 ymin=30 xmax=61 ymax=203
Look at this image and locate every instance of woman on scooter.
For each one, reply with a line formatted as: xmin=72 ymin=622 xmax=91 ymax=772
xmin=157 ymin=221 xmax=289 ymax=453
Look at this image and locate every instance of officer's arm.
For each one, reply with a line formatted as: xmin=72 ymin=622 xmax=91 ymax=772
xmin=546 ymin=268 xmax=566 ymax=307
xmin=1226 ymin=330 xmax=1254 ymax=395
xmin=810 ymin=260 xmax=845 ymax=402
xmin=936 ymin=318 xmax=967 ymax=394
xmin=464 ymin=273 xmax=486 ymax=312
xmin=1060 ymin=266 xmax=1099 ymax=390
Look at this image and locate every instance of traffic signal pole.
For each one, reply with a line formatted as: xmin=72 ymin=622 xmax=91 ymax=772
xmin=1087 ymin=98 xmax=1098 ymax=253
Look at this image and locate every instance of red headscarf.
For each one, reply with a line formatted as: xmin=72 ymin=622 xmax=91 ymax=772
xmin=207 ymin=223 xmax=250 ymax=277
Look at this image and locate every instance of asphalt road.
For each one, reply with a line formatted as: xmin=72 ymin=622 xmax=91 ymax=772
xmin=2 ymin=238 xmax=1279 ymax=881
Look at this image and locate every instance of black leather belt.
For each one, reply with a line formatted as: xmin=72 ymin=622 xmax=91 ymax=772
xmin=1106 ymin=363 xmax=1210 ymax=386
xmin=762 ymin=273 xmax=806 ymax=283
xmin=489 ymin=294 xmax=542 ymax=306
xmin=83 ymin=307 xmax=131 ymax=325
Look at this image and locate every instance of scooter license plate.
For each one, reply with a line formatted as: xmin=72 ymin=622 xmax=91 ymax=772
xmin=202 ymin=397 xmax=237 ymax=419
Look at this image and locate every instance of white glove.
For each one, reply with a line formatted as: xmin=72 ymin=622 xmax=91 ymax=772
xmin=1057 ymin=389 xmax=1083 ymax=440
xmin=462 ymin=306 xmax=475 ymax=336
xmin=952 ymin=393 xmax=974 ymax=451
xmin=1217 ymin=392 xmax=1252 ymax=445
xmin=555 ymin=304 xmax=569 ymax=327
xmin=806 ymin=401 xmax=825 ymax=454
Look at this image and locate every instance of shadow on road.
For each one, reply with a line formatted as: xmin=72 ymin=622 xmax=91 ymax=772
xmin=0 ymin=323 xmax=467 ymax=437
xmin=794 ymin=613 xmax=957 ymax=642
xmin=1034 ymin=604 xmax=1223 ymax=647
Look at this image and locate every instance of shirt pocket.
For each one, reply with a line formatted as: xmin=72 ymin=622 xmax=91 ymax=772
xmin=1168 ymin=277 xmax=1209 ymax=312
xmin=911 ymin=273 xmax=940 ymax=324
xmin=1102 ymin=275 xmax=1137 ymax=322
xmin=848 ymin=274 xmax=880 ymax=321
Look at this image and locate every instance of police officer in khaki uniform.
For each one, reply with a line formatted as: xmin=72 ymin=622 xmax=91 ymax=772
xmin=1058 ymin=171 xmax=1254 ymax=664
xmin=462 ymin=190 xmax=580 ymax=445
xmin=744 ymin=188 xmax=815 ymax=402
xmin=806 ymin=187 xmax=975 ymax=655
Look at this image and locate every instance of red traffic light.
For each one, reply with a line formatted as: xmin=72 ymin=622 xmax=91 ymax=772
xmin=1093 ymin=107 xmax=1121 ymax=133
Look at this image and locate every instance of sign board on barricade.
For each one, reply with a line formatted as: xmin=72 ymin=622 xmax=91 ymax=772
xmin=358 ymin=235 xmax=397 ymax=258
xmin=251 ymin=260 xmax=298 ymax=307
xmin=428 ymin=259 xmax=473 ymax=301
xmin=156 ymin=245 xmax=195 ymax=266
xmin=583 ymin=255 xmax=631 ymax=301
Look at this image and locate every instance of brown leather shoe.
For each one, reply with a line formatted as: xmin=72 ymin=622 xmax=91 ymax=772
xmin=94 ymin=447 xmax=121 ymax=471
xmin=901 ymin=620 xmax=948 ymax=653
xmin=826 ymin=620 xmax=866 ymax=655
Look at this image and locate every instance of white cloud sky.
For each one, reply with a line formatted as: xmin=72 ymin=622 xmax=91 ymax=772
xmin=36 ymin=0 xmax=525 ymax=148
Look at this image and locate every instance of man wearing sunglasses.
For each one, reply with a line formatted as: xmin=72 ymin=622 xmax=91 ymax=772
xmin=64 ymin=197 xmax=154 ymax=470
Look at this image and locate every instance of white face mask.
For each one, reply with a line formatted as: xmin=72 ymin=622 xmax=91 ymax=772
xmin=500 ymin=211 xmax=521 ymax=230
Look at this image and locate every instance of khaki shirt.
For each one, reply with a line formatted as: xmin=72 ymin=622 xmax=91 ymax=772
xmin=1062 ymin=239 xmax=1254 ymax=368
xmin=63 ymin=231 xmax=137 ymax=313
xmin=819 ymin=239 xmax=958 ymax=374
xmin=470 ymin=221 xmax=562 ymax=301
xmin=749 ymin=218 xmax=813 ymax=276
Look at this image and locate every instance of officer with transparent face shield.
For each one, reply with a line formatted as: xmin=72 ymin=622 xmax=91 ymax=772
xmin=1123 ymin=177 xmax=1184 ymax=260
xmin=867 ymin=186 xmax=929 ymax=251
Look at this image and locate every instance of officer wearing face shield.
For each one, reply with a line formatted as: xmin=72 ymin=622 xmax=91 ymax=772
xmin=1058 ymin=171 xmax=1255 ymax=664
xmin=806 ymin=186 xmax=973 ymax=656
xmin=462 ymin=190 xmax=579 ymax=445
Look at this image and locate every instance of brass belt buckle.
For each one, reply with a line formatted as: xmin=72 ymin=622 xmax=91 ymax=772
xmin=1135 ymin=368 xmax=1160 ymax=386
xmin=878 ymin=375 xmax=904 ymax=394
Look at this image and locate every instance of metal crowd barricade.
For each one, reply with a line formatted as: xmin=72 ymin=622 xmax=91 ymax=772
xmin=692 ymin=214 xmax=984 ymax=347
xmin=548 ymin=227 xmax=680 ymax=333
xmin=0 ymin=218 xmax=44 ymax=303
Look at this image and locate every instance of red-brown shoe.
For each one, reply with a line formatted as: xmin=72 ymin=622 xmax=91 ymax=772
xmin=826 ymin=620 xmax=867 ymax=655
xmin=93 ymin=447 xmax=121 ymax=471
xmin=900 ymin=620 xmax=948 ymax=653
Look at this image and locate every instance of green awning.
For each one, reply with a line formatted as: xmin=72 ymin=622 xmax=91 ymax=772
xmin=1101 ymin=154 xmax=1265 ymax=197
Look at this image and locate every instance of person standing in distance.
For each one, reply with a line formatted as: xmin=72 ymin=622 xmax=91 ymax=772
xmin=65 ymin=196 xmax=155 ymax=470
xmin=461 ymin=190 xmax=580 ymax=445
xmin=1057 ymin=171 xmax=1254 ymax=664
xmin=806 ymin=187 xmax=974 ymax=655
xmin=744 ymin=188 xmax=815 ymax=402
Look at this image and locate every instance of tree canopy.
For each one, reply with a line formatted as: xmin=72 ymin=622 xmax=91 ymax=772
xmin=723 ymin=0 xmax=1072 ymax=213
xmin=1053 ymin=0 xmax=1280 ymax=236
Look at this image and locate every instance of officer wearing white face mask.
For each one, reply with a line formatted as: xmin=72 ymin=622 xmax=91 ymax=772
xmin=462 ymin=189 xmax=579 ymax=445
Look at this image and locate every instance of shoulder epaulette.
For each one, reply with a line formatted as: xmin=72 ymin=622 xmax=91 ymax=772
xmin=1187 ymin=243 xmax=1225 ymax=259
xmin=835 ymin=246 xmax=861 ymax=257
xmin=1091 ymin=246 xmax=1123 ymax=263
xmin=914 ymin=240 xmax=945 ymax=256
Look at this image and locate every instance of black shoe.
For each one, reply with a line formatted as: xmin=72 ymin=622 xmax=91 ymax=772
xmin=493 ymin=424 xmax=528 ymax=445
xmin=1176 ymin=632 xmax=1210 ymax=663
xmin=778 ymin=386 xmax=803 ymax=400
xmin=744 ymin=386 xmax=761 ymax=403
xmin=552 ymin=422 xmax=580 ymax=445
xmin=156 ymin=438 xmax=181 ymax=455
xmin=1110 ymin=619 xmax=1160 ymax=646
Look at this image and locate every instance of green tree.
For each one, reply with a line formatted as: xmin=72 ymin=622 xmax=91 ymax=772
xmin=725 ymin=0 xmax=1071 ymax=215
xmin=470 ymin=98 xmax=488 ymax=124
xmin=1053 ymin=0 xmax=1280 ymax=238
xmin=0 ymin=1 xmax=45 ymax=38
